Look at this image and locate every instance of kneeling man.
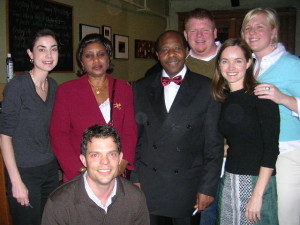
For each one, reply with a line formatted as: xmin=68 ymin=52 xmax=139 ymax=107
xmin=42 ymin=125 xmax=149 ymax=225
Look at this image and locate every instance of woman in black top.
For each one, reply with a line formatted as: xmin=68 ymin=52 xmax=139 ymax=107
xmin=0 ymin=29 xmax=60 ymax=225
xmin=212 ymin=38 xmax=279 ymax=225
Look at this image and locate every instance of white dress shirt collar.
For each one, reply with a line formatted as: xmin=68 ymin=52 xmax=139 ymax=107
xmin=162 ymin=65 xmax=187 ymax=112
xmin=162 ymin=65 xmax=187 ymax=79
xmin=83 ymin=171 xmax=117 ymax=213
xmin=254 ymin=43 xmax=286 ymax=78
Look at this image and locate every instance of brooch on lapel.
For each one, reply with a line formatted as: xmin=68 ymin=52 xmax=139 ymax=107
xmin=113 ymin=103 xmax=122 ymax=110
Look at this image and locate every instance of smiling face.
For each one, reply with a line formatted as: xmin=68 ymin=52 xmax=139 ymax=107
xmin=184 ymin=18 xmax=217 ymax=59
xmin=243 ymin=13 xmax=277 ymax=59
xmin=219 ymin=45 xmax=251 ymax=91
xmin=80 ymin=137 xmax=123 ymax=190
xmin=80 ymin=42 xmax=110 ymax=78
xmin=156 ymin=32 xmax=188 ymax=78
xmin=27 ymin=35 xmax=58 ymax=73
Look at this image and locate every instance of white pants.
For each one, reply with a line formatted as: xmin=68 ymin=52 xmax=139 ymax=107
xmin=276 ymin=150 xmax=300 ymax=225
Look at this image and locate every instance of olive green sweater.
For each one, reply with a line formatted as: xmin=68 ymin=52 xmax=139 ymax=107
xmin=185 ymin=55 xmax=217 ymax=79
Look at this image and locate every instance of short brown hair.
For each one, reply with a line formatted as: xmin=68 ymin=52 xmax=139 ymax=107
xmin=184 ymin=8 xmax=215 ymax=30
xmin=81 ymin=125 xmax=121 ymax=156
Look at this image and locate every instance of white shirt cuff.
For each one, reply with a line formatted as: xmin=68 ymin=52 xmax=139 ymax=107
xmin=292 ymin=97 xmax=300 ymax=119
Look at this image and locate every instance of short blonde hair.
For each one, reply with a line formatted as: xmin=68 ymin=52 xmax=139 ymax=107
xmin=241 ymin=8 xmax=279 ymax=43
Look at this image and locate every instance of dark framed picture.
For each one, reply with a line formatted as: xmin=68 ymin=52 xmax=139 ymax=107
xmin=135 ymin=39 xmax=156 ymax=59
xmin=8 ymin=0 xmax=73 ymax=72
xmin=102 ymin=25 xmax=112 ymax=41
xmin=114 ymin=34 xmax=129 ymax=59
xmin=79 ymin=24 xmax=100 ymax=40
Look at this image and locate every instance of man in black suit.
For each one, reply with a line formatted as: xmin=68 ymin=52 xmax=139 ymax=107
xmin=131 ymin=30 xmax=224 ymax=225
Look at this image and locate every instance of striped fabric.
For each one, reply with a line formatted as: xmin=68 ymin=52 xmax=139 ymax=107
xmin=218 ymin=172 xmax=278 ymax=225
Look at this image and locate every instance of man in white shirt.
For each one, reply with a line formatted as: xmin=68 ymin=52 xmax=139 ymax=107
xmin=132 ymin=30 xmax=223 ymax=225
xmin=42 ymin=125 xmax=149 ymax=225
xmin=184 ymin=8 xmax=225 ymax=225
xmin=145 ymin=8 xmax=221 ymax=80
xmin=184 ymin=8 xmax=221 ymax=79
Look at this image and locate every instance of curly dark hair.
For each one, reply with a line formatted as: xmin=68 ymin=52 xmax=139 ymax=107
xmin=76 ymin=33 xmax=113 ymax=76
xmin=81 ymin=125 xmax=121 ymax=156
xmin=155 ymin=30 xmax=188 ymax=52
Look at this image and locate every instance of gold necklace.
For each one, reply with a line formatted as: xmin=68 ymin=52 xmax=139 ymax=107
xmin=88 ymin=79 xmax=103 ymax=95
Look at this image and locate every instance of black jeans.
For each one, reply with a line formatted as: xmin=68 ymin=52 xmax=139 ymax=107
xmin=6 ymin=159 xmax=60 ymax=225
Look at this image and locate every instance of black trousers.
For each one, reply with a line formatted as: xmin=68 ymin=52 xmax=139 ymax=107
xmin=6 ymin=159 xmax=60 ymax=225
xmin=150 ymin=213 xmax=200 ymax=225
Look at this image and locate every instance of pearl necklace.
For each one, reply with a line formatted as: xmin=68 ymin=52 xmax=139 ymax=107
xmin=29 ymin=71 xmax=48 ymax=92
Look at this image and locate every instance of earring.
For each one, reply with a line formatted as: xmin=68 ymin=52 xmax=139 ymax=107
xmin=271 ymin=39 xmax=277 ymax=49
xmin=79 ymin=167 xmax=86 ymax=173
xmin=30 ymin=58 xmax=34 ymax=63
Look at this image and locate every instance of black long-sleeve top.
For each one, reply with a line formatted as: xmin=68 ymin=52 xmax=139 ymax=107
xmin=219 ymin=89 xmax=280 ymax=176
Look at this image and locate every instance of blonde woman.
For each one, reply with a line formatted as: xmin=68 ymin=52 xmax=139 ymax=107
xmin=241 ymin=8 xmax=300 ymax=225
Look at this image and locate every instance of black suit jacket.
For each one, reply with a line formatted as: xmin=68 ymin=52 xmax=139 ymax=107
xmin=131 ymin=68 xmax=223 ymax=218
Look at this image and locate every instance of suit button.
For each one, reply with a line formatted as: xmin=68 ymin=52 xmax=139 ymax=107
xmin=186 ymin=124 xmax=192 ymax=129
xmin=153 ymin=145 xmax=157 ymax=149
xmin=147 ymin=121 xmax=150 ymax=126
xmin=174 ymin=170 xmax=179 ymax=174
xmin=152 ymin=168 xmax=157 ymax=172
xmin=176 ymin=147 xmax=181 ymax=152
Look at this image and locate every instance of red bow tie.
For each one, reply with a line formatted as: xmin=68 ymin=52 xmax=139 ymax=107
xmin=161 ymin=75 xmax=183 ymax=86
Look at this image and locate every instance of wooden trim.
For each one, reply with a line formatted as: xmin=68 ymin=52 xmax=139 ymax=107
xmin=0 ymin=153 xmax=12 ymax=225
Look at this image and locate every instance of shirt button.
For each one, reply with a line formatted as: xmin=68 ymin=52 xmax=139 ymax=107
xmin=153 ymin=145 xmax=157 ymax=149
xmin=146 ymin=121 xmax=150 ymax=126
xmin=176 ymin=147 xmax=181 ymax=152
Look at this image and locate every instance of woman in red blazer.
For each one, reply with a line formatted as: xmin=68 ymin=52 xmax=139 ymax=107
xmin=50 ymin=33 xmax=137 ymax=182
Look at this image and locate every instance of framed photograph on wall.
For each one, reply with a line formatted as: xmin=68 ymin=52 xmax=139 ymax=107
xmin=114 ymin=34 xmax=129 ymax=59
xmin=102 ymin=25 xmax=112 ymax=41
xmin=135 ymin=39 xmax=156 ymax=59
xmin=80 ymin=24 xmax=100 ymax=40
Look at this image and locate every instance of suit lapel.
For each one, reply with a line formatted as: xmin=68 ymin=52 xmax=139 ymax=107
xmin=146 ymin=73 xmax=167 ymax=123
xmin=168 ymin=70 xmax=198 ymax=120
xmin=147 ymin=70 xmax=199 ymax=142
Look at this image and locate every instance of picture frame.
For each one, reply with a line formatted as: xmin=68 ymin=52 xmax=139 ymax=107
xmin=79 ymin=24 xmax=100 ymax=40
xmin=8 ymin=0 xmax=73 ymax=72
xmin=135 ymin=39 xmax=156 ymax=59
xmin=114 ymin=34 xmax=129 ymax=59
xmin=102 ymin=25 xmax=112 ymax=41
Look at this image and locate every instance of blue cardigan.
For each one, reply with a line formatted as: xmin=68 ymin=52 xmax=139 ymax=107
xmin=257 ymin=52 xmax=300 ymax=142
